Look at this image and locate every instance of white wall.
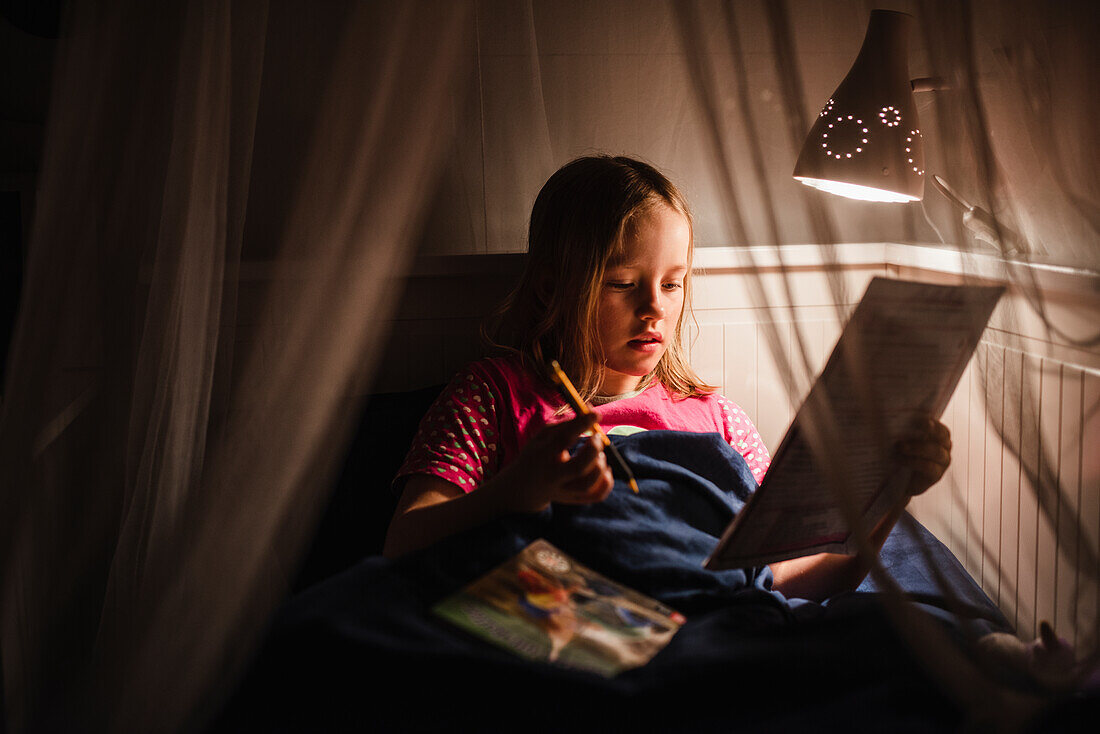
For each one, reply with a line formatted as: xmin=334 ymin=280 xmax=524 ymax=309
xmin=394 ymin=1 xmax=1099 ymax=271
xmin=419 ymin=0 xmax=939 ymax=255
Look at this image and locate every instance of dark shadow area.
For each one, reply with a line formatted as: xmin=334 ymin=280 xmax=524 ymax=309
xmin=291 ymin=383 xmax=444 ymax=594
xmin=0 ymin=192 xmax=21 ymax=388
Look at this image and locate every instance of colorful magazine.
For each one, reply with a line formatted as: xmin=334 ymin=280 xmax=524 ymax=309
xmin=433 ymin=539 xmax=685 ymax=677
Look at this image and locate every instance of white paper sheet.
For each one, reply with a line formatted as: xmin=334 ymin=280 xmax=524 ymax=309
xmin=705 ymin=277 xmax=1005 ymax=570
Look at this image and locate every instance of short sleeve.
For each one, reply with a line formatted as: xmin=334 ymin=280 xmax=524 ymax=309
xmin=716 ymin=396 xmax=771 ymax=485
xmin=395 ymin=368 xmax=502 ymax=493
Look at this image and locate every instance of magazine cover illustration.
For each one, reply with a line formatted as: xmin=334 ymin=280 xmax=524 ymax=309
xmin=434 ymin=539 xmax=685 ymax=677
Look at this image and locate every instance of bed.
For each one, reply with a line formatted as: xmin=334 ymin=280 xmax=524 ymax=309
xmin=208 ymin=385 xmax=1063 ymax=733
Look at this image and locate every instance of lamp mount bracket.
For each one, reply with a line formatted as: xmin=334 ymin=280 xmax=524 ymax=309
xmin=910 ymin=76 xmax=949 ymax=93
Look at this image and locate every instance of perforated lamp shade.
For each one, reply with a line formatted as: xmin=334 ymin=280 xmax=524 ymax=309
xmin=793 ymin=10 xmax=925 ymax=203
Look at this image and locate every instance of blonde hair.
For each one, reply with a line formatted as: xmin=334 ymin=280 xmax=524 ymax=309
xmin=484 ymin=155 xmax=714 ymax=402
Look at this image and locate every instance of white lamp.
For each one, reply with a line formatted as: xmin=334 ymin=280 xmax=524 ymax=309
xmin=793 ymin=10 xmax=927 ymax=203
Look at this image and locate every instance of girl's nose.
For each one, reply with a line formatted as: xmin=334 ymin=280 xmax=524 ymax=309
xmin=637 ymin=288 xmax=665 ymax=320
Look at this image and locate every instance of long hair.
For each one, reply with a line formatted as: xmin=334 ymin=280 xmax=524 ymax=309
xmin=484 ymin=155 xmax=714 ymax=401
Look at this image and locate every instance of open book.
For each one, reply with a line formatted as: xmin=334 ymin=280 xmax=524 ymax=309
xmin=705 ymin=277 xmax=1005 ymax=571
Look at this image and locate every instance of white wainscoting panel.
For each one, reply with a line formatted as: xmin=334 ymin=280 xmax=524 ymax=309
xmin=912 ymin=339 xmax=1100 ymax=645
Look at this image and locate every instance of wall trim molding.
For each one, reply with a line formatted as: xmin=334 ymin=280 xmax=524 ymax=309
xmin=693 ymin=243 xmax=1100 ymax=294
xmin=392 ymin=242 xmax=1100 ymax=294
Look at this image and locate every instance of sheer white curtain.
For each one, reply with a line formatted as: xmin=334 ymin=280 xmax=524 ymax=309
xmin=1 ymin=1 xmax=473 ymax=731
xmin=672 ymin=0 xmax=1098 ymax=721
xmin=1 ymin=0 xmax=1096 ymax=732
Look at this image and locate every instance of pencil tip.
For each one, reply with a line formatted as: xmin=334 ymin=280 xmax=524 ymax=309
xmin=629 ymin=479 xmax=639 ymax=493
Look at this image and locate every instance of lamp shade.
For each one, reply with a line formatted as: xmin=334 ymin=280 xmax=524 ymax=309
xmin=793 ymin=10 xmax=924 ymax=203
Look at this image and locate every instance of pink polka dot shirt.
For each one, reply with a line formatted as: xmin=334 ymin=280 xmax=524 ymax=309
xmin=396 ymin=356 xmax=770 ymax=493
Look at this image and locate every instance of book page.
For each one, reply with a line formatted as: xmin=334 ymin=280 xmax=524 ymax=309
xmin=705 ymin=277 xmax=1004 ymax=570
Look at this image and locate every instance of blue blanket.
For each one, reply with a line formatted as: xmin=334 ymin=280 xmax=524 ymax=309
xmin=213 ymin=431 xmax=1010 ymax=733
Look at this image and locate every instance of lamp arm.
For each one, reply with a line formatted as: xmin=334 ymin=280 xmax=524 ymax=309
xmin=931 ymin=174 xmax=1027 ymax=256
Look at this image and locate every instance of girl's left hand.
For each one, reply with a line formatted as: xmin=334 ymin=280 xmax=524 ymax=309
xmin=896 ymin=414 xmax=952 ymax=496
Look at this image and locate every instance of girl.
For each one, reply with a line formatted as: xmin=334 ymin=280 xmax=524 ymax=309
xmin=383 ymin=155 xmax=950 ymax=602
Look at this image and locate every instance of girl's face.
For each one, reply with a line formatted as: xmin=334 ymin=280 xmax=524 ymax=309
xmin=596 ymin=203 xmax=690 ymax=395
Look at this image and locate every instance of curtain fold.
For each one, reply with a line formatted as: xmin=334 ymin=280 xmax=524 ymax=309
xmin=1 ymin=1 xmax=475 ymax=731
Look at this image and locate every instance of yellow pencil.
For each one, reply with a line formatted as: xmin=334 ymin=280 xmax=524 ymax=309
xmin=548 ymin=360 xmax=640 ymax=493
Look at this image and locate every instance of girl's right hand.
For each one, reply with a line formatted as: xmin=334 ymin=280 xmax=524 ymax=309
xmin=492 ymin=413 xmax=615 ymax=514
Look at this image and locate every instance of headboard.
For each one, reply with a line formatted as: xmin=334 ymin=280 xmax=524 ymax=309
xmin=292 ymin=383 xmax=444 ymax=592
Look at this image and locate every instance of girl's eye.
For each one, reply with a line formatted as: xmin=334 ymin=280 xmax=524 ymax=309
xmin=606 ymin=282 xmax=634 ymax=290
xmin=662 ymin=282 xmax=683 ymax=291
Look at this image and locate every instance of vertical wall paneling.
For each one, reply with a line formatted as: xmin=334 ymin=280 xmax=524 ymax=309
xmin=1016 ymin=352 xmax=1043 ymax=640
xmin=791 ymin=318 xmax=821 ymax=402
xmin=755 ymin=320 xmax=793 ymax=452
xmin=982 ymin=344 xmax=1005 ymax=596
xmin=1035 ymin=359 xmax=1062 ymax=638
xmin=1078 ymin=371 xmax=1100 ymax=651
xmin=999 ymin=348 xmax=1025 ymax=627
xmin=909 ymin=466 xmax=947 ymax=551
xmin=926 ymin=375 xmax=956 ymax=554
xmin=966 ymin=350 xmax=988 ymax=581
xmin=691 ymin=322 xmax=725 ymax=393
xmin=1056 ymin=366 xmax=1083 ymax=647
xmin=945 ymin=361 xmax=972 ymax=563
xmin=722 ymin=321 xmax=758 ymax=423
xmin=822 ymin=316 xmax=836 ymax=382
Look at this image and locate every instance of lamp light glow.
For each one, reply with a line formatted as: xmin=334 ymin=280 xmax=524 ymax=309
xmin=792 ymin=10 xmax=924 ymax=202
xmin=793 ymin=177 xmax=919 ymax=203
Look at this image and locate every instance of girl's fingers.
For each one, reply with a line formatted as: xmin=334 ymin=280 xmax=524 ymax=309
xmin=556 ymin=459 xmax=614 ymax=503
xmin=543 ymin=413 xmax=598 ymax=449
xmin=930 ymin=419 xmax=951 ymax=447
xmin=1039 ymin=620 xmax=1063 ymax=651
xmin=907 ymin=469 xmax=944 ymax=495
xmin=907 ymin=459 xmax=945 ymax=480
xmin=557 ymin=434 xmax=603 ymax=478
xmin=897 ymin=440 xmax=951 ymax=468
xmin=902 ymin=416 xmax=951 ymax=449
xmin=531 ymin=414 xmax=597 ymax=466
xmin=897 ymin=420 xmax=952 ymax=496
xmin=560 ymin=439 xmax=605 ymax=483
xmin=528 ymin=417 xmax=617 ymax=505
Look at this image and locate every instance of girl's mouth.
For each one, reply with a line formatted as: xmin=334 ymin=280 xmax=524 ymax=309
xmin=627 ymin=336 xmax=663 ymax=353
